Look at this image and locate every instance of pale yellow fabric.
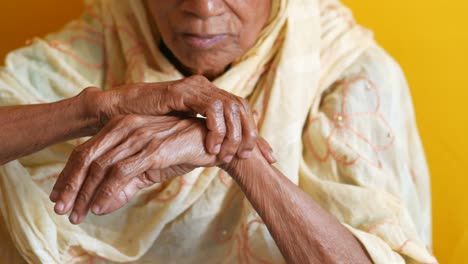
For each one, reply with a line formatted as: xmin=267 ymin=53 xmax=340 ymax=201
xmin=0 ymin=0 xmax=436 ymax=263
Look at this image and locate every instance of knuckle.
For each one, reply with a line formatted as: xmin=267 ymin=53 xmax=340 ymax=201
xmin=247 ymin=130 xmax=258 ymax=140
xmin=189 ymin=74 xmax=208 ymax=84
xmin=238 ymin=97 xmax=250 ymax=109
xmin=112 ymin=163 xmax=128 ymax=179
xmin=90 ymin=160 xmax=106 ymax=174
xmin=100 ymin=187 xmax=114 ymax=198
xmin=88 ymin=164 xmax=106 ymax=184
xmin=88 ymin=173 xmax=103 ymax=186
xmin=74 ymin=154 xmax=87 ymax=166
xmin=225 ymin=147 xmax=238 ymax=155
xmin=71 ymin=148 xmax=91 ymax=165
xmin=233 ymin=136 xmax=242 ymax=144
xmin=210 ymin=99 xmax=224 ymax=112
xmin=242 ymin=141 xmax=256 ymax=150
xmin=227 ymin=133 xmax=242 ymax=144
xmin=215 ymin=126 xmax=227 ymax=136
xmin=64 ymin=182 xmax=78 ymax=193
xmin=229 ymin=102 xmax=241 ymax=112
xmin=76 ymin=192 xmax=90 ymax=204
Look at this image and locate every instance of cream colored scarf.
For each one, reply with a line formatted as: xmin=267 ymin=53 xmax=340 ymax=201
xmin=0 ymin=0 xmax=433 ymax=263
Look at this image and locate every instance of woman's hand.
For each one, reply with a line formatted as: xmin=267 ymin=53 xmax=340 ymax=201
xmin=49 ymin=115 xmax=275 ymax=225
xmin=90 ymin=75 xmax=258 ymax=163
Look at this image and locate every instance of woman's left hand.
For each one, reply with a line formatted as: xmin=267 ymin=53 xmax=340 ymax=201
xmin=49 ymin=115 xmax=275 ymax=224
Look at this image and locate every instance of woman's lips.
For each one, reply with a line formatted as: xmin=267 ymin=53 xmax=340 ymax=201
xmin=181 ymin=33 xmax=229 ymax=49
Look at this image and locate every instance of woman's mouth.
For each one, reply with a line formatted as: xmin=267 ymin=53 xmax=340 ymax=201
xmin=181 ymin=33 xmax=229 ymax=49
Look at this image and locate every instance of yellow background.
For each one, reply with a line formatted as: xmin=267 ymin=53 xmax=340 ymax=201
xmin=0 ymin=1 xmax=466 ymax=263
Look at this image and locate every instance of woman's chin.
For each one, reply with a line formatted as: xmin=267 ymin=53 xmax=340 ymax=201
xmin=177 ymin=56 xmax=231 ymax=78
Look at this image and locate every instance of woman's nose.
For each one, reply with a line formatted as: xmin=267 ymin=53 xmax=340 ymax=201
xmin=180 ymin=0 xmax=226 ymax=19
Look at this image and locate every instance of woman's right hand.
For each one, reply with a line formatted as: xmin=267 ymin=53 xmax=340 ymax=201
xmin=49 ymin=115 xmax=276 ymax=224
xmin=88 ymin=75 xmax=257 ymax=163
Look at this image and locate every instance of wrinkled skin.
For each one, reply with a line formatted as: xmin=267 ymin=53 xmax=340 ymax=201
xmin=147 ymin=0 xmax=273 ymax=79
xmin=95 ymin=75 xmax=259 ymax=162
xmin=50 ymin=115 xmax=275 ymax=224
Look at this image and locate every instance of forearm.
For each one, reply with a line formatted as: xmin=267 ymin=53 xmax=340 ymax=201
xmin=0 ymin=88 xmax=101 ymax=165
xmin=225 ymin=149 xmax=372 ymax=264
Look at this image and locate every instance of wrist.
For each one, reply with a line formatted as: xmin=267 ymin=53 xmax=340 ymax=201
xmin=75 ymin=87 xmax=114 ymax=134
xmin=220 ymin=147 xmax=267 ymax=184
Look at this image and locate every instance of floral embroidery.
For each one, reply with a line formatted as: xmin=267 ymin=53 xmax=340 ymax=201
xmin=218 ymin=170 xmax=234 ymax=187
xmin=47 ymin=36 xmax=104 ymax=71
xmin=46 ymin=4 xmax=148 ymax=89
xmin=365 ymin=219 xmax=400 ymax=234
xmin=214 ymin=188 xmax=273 ymax=264
xmin=143 ymin=175 xmax=196 ymax=204
xmin=67 ymin=246 xmax=109 ymax=264
xmin=305 ymin=76 xmax=395 ymax=169
xmin=241 ymin=218 xmax=271 ymax=264
xmin=396 ymin=240 xmax=438 ymax=264
xmin=32 ymin=172 xmax=59 ymax=184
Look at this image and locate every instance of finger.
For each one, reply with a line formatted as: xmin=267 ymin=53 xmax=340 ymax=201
xmin=90 ymin=123 xmax=199 ymax=216
xmin=257 ymin=137 xmax=277 ymax=164
xmin=219 ymin=103 xmax=242 ymax=163
xmin=99 ymin=173 xmax=154 ymax=215
xmin=50 ymin=162 xmax=74 ymax=203
xmin=51 ymin=144 xmax=113 ymax=215
xmin=101 ymin=164 xmax=197 ymax=215
xmin=91 ymin=150 xmax=153 ymax=215
xmin=171 ymin=79 xmax=227 ymax=155
xmin=51 ymin=116 xmax=135 ymax=215
xmin=69 ymin=136 xmax=149 ymax=224
xmin=50 ymin=119 xmax=122 ymax=203
xmin=166 ymin=76 xmax=228 ymax=154
xmin=51 ymin=162 xmax=87 ymax=215
xmin=236 ymin=99 xmax=258 ymax=159
xmin=204 ymin=99 xmax=226 ymax=155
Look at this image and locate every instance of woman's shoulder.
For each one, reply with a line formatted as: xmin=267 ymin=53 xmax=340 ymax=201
xmin=1 ymin=12 xmax=106 ymax=103
xmin=331 ymin=43 xmax=411 ymax=108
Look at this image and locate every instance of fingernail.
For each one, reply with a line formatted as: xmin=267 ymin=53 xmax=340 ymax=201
xmin=239 ymin=151 xmax=252 ymax=159
xmin=69 ymin=212 xmax=78 ymax=224
xmin=50 ymin=190 xmax=58 ymax=201
xmin=213 ymin=144 xmax=221 ymax=154
xmin=223 ymin=155 xmax=234 ymax=163
xmin=92 ymin=204 xmax=101 ymax=215
xmin=55 ymin=202 xmax=65 ymax=213
xmin=270 ymin=153 xmax=278 ymax=163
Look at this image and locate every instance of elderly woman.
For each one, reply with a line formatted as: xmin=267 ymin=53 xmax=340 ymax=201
xmin=0 ymin=0 xmax=437 ymax=263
